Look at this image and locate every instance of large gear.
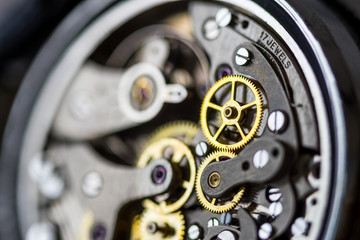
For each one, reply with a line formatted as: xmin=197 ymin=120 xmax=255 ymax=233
xmin=200 ymin=75 xmax=263 ymax=150
xmin=146 ymin=120 xmax=199 ymax=146
xmin=138 ymin=209 xmax=185 ymax=240
xmin=137 ymin=138 xmax=196 ymax=213
xmin=195 ymin=150 xmax=245 ymax=213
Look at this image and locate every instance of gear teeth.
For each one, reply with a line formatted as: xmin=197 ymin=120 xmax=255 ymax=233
xmin=200 ymin=75 xmax=263 ymax=151
xmin=195 ymin=150 xmax=245 ymax=213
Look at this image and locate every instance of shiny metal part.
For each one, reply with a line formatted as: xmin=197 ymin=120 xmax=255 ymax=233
xmin=203 ymin=19 xmax=220 ymax=40
xmin=82 ymin=171 xmax=103 ymax=198
xmin=217 ymin=230 xmax=236 ymax=240
xmin=207 ymin=218 xmax=220 ymax=228
xmin=269 ymin=202 xmax=284 ymax=217
xmin=291 ymin=217 xmax=309 ymax=236
xmin=25 ymin=222 xmax=56 ymax=240
xmin=267 ymin=110 xmax=288 ymax=133
xmin=220 ymin=212 xmax=232 ymax=225
xmin=215 ymin=8 xmax=232 ymax=28
xmin=258 ymin=223 xmax=273 ymax=240
xmin=253 ymin=149 xmax=270 ymax=169
xmin=195 ymin=141 xmax=209 ymax=157
xmin=188 ymin=224 xmax=201 ymax=240
xmin=235 ymin=47 xmax=250 ymax=66
xmin=267 ymin=187 xmax=282 ymax=202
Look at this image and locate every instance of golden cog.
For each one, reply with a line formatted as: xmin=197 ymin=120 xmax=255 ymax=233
xmin=138 ymin=209 xmax=185 ymax=240
xmin=146 ymin=120 xmax=199 ymax=146
xmin=137 ymin=138 xmax=196 ymax=213
xmin=200 ymin=75 xmax=263 ymax=150
xmin=195 ymin=150 xmax=245 ymax=213
xmin=130 ymin=215 xmax=141 ymax=240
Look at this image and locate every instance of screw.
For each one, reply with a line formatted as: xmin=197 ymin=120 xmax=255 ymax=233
xmin=216 ymin=8 xmax=232 ymax=28
xmin=235 ymin=48 xmax=250 ymax=66
xmin=269 ymin=202 xmax=283 ymax=217
xmin=91 ymin=224 xmax=107 ymax=240
xmin=195 ymin=141 xmax=209 ymax=157
xmin=267 ymin=110 xmax=288 ymax=133
xmin=188 ymin=224 xmax=201 ymax=240
xmin=258 ymin=223 xmax=273 ymax=240
xmin=207 ymin=218 xmax=219 ymax=228
xmin=152 ymin=165 xmax=167 ymax=184
xmin=82 ymin=171 xmax=103 ymax=197
xmin=220 ymin=212 xmax=232 ymax=225
xmin=217 ymin=230 xmax=236 ymax=240
xmin=26 ymin=222 xmax=56 ymax=240
xmin=267 ymin=188 xmax=282 ymax=202
xmin=38 ymin=163 xmax=64 ymax=200
xmin=291 ymin=217 xmax=309 ymax=236
xmin=203 ymin=19 xmax=220 ymax=40
xmin=253 ymin=149 xmax=269 ymax=169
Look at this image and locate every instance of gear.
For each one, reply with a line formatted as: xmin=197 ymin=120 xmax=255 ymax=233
xmin=130 ymin=215 xmax=141 ymax=240
xmin=137 ymin=138 xmax=196 ymax=213
xmin=146 ymin=120 xmax=199 ymax=146
xmin=138 ymin=209 xmax=185 ymax=240
xmin=195 ymin=150 xmax=245 ymax=213
xmin=200 ymin=75 xmax=263 ymax=150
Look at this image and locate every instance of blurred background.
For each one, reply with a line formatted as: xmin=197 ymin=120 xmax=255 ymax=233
xmin=0 ymin=0 xmax=359 ymax=147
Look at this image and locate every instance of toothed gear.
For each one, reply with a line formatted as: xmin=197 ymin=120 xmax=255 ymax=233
xmin=138 ymin=209 xmax=185 ymax=240
xmin=146 ymin=120 xmax=199 ymax=146
xmin=200 ymin=75 xmax=263 ymax=150
xmin=137 ymin=138 xmax=196 ymax=213
xmin=195 ymin=150 xmax=245 ymax=213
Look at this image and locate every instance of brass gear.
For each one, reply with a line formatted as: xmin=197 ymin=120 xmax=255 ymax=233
xmin=130 ymin=215 xmax=141 ymax=240
xmin=138 ymin=209 xmax=185 ymax=240
xmin=200 ymin=75 xmax=263 ymax=150
xmin=195 ymin=150 xmax=245 ymax=213
xmin=137 ymin=138 xmax=196 ymax=213
xmin=146 ymin=120 xmax=199 ymax=146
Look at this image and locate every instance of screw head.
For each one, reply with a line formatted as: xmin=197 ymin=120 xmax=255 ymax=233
xmin=26 ymin=222 xmax=56 ymax=240
xmin=253 ymin=149 xmax=269 ymax=169
xmin=216 ymin=8 xmax=232 ymax=28
xmin=207 ymin=218 xmax=219 ymax=228
xmin=235 ymin=48 xmax=250 ymax=66
xmin=38 ymin=164 xmax=64 ymax=200
xmin=220 ymin=212 xmax=232 ymax=225
xmin=217 ymin=230 xmax=236 ymax=240
xmin=82 ymin=171 xmax=103 ymax=197
xmin=269 ymin=201 xmax=283 ymax=217
xmin=291 ymin=217 xmax=309 ymax=236
xmin=267 ymin=110 xmax=288 ymax=133
xmin=267 ymin=187 xmax=282 ymax=202
xmin=203 ymin=19 xmax=220 ymax=40
xmin=195 ymin=141 xmax=209 ymax=157
xmin=152 ymin=165 xmax=167 ymax=184
xmin=188 ymin=224 xmax=201 ymax=240
xmin=258 ymin=223 xmax=273 ymax=240
xmin=147 ymin=222 xmax=158 ymax=234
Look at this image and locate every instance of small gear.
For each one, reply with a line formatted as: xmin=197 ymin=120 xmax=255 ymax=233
xmin=146 ymin=120 xmax=199 ymax=146
xmin=195 ymin=150 xmax=245 ymax=213
xmin=138 ymin=209 xmax=185 ymax=240
xmin=200 ymin=75 xmax=263 ymax=150
xmin=137 ymin=138 xmax=196 ymax=213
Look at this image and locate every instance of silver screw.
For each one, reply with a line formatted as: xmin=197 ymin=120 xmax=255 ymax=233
xmin=253 ymin=149 xmax=269 ymax=169
xmin=258 ymin=223 xmax=273 ymax=240
xmin=235 ymin=48 xmax=250 ymax=66
xmin=267 ymin=110 xmax=287 ymax=133
xmin=203 ymin=19 xmax=220 ymax=40
xmin=217 ymin=230 xmax=236 ymax=240
xmin=26 ymin=222 xmax=56 ymax=240
xmin=82 ymin=171 xmax=103 ymax=197
xmin=268 ymin=188 xmax=282 ymax=202
xmin=207 ymin=218 xmax=219 ymax=228
xmin=269 ymin=202 xmax=283 ymax=217
xmin=195 ymin=141 xmax=209 ymax=157
xmin=38 ymin=163 xmax=64 ymax=200
xmin=188 ymin=224 xmax=201 ymax=240
xmin=216 ymin=8 xmax=232 ymax=28
xmin=291 ymin=217 xmax=309 ymax=236
xmin=220 ymin=212 xmax=232 ymax=225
